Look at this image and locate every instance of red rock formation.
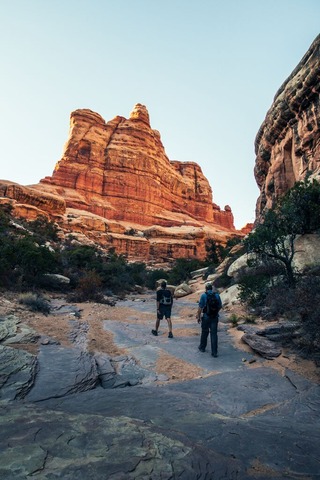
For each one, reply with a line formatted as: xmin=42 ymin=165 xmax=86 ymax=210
xmin=40 ymin=104 xmax=233 ymax=228
xmin=254 ymin=34 xmax=320 ymax=220
xmin=239 ymin=223 xmax=254 ymax=235
xmin=0 ymin=104 xmax=243 ymax=262
xmin=0 ymin=181 xmax=65 ymax=216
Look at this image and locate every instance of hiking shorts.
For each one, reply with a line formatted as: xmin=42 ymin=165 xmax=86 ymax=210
xmin=157 ymin=305 xmax=172 ymax=320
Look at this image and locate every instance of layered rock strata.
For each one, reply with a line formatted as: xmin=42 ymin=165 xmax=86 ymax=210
xmin=0 ymin=104 xmax=242 ymax=261
xmin=40 ymin=104 xmax=234 ymax=229
xmin=254 ymin=34 xmax=320 ymax=219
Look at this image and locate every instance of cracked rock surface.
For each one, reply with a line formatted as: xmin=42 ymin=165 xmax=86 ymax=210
xmin=1 ymin=292 xmax=319 ymax=479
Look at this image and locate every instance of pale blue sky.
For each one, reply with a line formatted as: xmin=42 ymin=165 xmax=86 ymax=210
xmin=0 ymin=0 xmax=319 ymax=229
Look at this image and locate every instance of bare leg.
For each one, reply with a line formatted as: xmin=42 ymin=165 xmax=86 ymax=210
xmin=155 ymin=316 xmax=160 ymax=332
xmin=166 ymin=317 xmax=172 ymax=333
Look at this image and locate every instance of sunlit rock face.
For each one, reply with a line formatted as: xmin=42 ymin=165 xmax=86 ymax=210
xmin=0 ymin=104 xmax=243 ymax=261
xmin=254 ymin=34 xmax=320 ymax=220
xmin=41 ymin=104 xmax=233 ymax=229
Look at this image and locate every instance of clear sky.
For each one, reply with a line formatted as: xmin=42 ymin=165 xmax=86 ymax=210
xmin=0 ymin=1 xmax=319 ymax=229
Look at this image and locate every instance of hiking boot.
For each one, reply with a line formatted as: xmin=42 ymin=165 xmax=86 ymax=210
xmin=152 ymin=329 xmax=158 ymax=336
xmin=211 ymin=353 xmax=218 ymax=358
xmin=168 ymin=332 xmax=173 ymax=338
xmin=198 ymin=347 xmax=205 ymax=352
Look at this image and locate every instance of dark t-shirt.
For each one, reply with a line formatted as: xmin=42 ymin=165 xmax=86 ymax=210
xmin=157 ymin=288 xmax=173 ymax=306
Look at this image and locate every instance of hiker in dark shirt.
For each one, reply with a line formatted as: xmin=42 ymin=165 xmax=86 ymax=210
xmin=196 ymin=283 xmax=222 ymax=357
xmin=152 ymin=281 xmax=174 ymax=338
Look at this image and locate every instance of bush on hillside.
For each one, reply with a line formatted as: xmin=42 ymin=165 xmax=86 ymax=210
xmin=238 ymin=261 xmax=285 ymax=309
xmin=205 ymin=236 xmax=243 ymax=266
xmin=166 ymin=258 xmax=206 ymax=286
xmin=0 ymin=207 xmax=59 ymax=288
xmin=68 ymin=270 xmax=106 ymax=303
xmin=26 ymin=216 xmax=59 ymax=243
xmin=263 ymin=276 xmax=320 ymax=358
xmin=18 ymin=293 xmax=51 ymax=315
xmin=244 ymin=179 xmax=320 ymax=288
xmin=144 ymin=269 xmax=169 ymax=289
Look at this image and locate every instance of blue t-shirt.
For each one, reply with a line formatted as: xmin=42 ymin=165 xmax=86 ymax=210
xmin=199 ymin=291 xmax=222 ymax=312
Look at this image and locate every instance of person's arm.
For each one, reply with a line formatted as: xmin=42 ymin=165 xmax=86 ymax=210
xmin=156 ymin=290 xmax=160 ymax=313
xmin=196 ymin=293 xmax=205 ymax=323
xmin=156 ymin=290 xmax=161 ymax=314
xmin=196 ymin=305 xmax=203 ymax=323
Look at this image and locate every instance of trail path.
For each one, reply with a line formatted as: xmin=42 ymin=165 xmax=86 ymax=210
xmin=1 ymin=290 xmax=320 ymax=479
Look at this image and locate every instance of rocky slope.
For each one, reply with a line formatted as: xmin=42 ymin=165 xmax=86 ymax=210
xmin=0 ymin=104 xmax=245 ymax=262
xmin=254 ymin=34 xmax=320 ymax=219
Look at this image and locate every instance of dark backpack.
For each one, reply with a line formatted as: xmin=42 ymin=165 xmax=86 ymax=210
xmin=205 ymin=293 xmax=220 ymax=317
xmin=159 ymin=289 xmax=172 ymax=305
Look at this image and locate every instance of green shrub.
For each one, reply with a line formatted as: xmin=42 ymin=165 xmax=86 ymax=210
xmin=244 ymin=179 xmax=320 ymax=288
xmin=229 ymin=314 xmax=239 ymax=327
xmin=145 ymin=269 xmax=168 ymax=289
xmin=126 ymin=262 xmax=147 ymax=286
xmin=26 ymin=216 xmax=59 ymax=242
xmin=205 ymin=236 xmax=243 ymax=265
xmin=0 ymin=204 xmax=13 ymax=233
xmin=261 ymin=276 xmax=320 ymax=358
xmin=60 ymin=245 xmax=101 ymax=270
xmin=280 ymin=179 xmax=320 ymax=234
xmin=167 ymin=258 xmax=206 ymax=285
xmin=205 ymin=239 xmax=223 ymax=265
xmin=70 ymin=270 xmax=104 ymax=302
xmin=18 ymin=293 xmax=51 ymax=315
xmin=243 ymin=315 xmax=256 ymax=324
xmin=237 ymin=261 xmax=285 ymax=309
xmin=238 ymin=273 xmax=272 ymax=308
xmin=14 ymin=237 xmax=59 ymax=284
xmin=0 ymin=234 xmax=59 ymax=288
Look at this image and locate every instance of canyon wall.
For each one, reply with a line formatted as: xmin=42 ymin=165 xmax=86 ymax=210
xmin=254 ymin=34 xmax=320 ymax=220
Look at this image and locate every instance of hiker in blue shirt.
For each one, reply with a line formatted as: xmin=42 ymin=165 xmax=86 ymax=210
xmin=196 ymin=282 xmax=222 ymax=357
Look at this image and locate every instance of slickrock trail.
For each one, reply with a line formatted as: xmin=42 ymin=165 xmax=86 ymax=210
xmin=1 ymin=290 xmax=320 ymax=479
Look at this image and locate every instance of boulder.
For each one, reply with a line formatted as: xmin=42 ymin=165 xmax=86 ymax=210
xmin=40 ymin=273 xmax=71 ymax=288
xmin=220 ymin=284 xmax=240 ymax=306
xmin=242 ymin=333 xmax=282 ymax=359
xmin=25 ymin=345 xmax=99 ymax=402
xmin=0 ymin=345 xmax=37 ymax=401
xmin=94 ymin=353 xmax=116 ymax=388
xmin=0 ymin=315 xmax=20 ymax=342
xmin=174 ymin=283 xmax=193 ymax=298
xmin=293 ymin=233 xmax=320 ymax=271
xmin=227 ymin=253 xmax=257 ymax=279
xmin=190 ymin=267 xmax=209 ymax=278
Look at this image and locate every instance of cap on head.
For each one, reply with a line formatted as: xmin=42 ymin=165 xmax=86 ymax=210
xmin=161 ymin=281 xmax=167 ymax=288
xmin=205 ymin=282 xmax=213 ymax=291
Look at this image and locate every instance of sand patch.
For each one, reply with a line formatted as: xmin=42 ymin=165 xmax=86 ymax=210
xmin=228 ymin=321 xmax=320 ymax=384
xmin=156 ymin=350 xmax=204 ymax=382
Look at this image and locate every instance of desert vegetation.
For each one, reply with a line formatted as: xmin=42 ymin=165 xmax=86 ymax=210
xmin=1 ymin=179 xmax=320 ymax=361
xmin=0 ymin=205 xmax=204 ymax=303
xmin=236 ymin=180 xmax=320 ymax=360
